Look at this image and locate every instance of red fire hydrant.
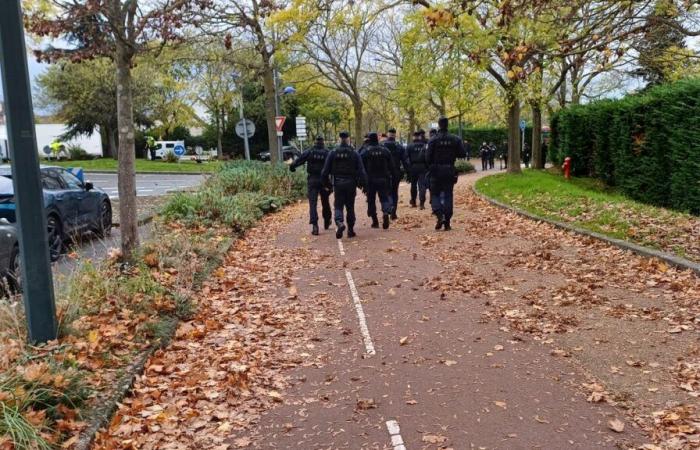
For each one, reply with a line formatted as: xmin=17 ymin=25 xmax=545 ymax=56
xmin=562 ymin=156 xmax=572 ymax=180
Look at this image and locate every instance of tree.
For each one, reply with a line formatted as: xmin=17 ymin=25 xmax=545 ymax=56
xmin=27 ymin=0 xmax=203 ymax=260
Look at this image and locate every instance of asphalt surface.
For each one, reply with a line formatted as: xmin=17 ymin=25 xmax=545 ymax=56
xmin=86 ymin=172 xmax=207 ymax=199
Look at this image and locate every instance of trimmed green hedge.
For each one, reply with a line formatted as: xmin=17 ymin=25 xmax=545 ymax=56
xmin=551 ymin=79 xmax=700 ymax=214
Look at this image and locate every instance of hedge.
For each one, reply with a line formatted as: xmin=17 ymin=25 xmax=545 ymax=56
xmin=550 ymin=79 xmax=700 ymax=214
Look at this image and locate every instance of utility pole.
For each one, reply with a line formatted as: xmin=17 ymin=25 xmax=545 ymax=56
xmin=0 ymin=0 xmax=57 ymax=343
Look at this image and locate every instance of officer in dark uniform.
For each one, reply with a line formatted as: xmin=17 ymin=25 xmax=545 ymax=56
xmin=381 ymin=128 xmax=409 ymax=220
xmin=361 ymin=132 xmax=395 ymax=229
xmin=479 ymin=142 xmax=489 ymax=171
xmin=290 ymin=136 xmax=332 ymax=235
xmin=425 ymin=117 xmax=466 ymax=231
xmin=321 ymin=132 xmax=368 ymax=239
xmin=406 ymin=130 xmax=429 ymax=209
xmin=488 ymin=142 xmax=496 ymax=169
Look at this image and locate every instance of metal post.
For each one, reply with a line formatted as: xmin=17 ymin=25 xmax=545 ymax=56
xmin=273 ymin=68 xmax=282 ymax=162
xmin=0 ymin=0 xmax=57 ymax=343
xmin=238 ymin=91 xmax=250 ymax=161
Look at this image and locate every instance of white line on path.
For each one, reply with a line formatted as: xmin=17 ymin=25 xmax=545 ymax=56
xmin=386 ymin=420 xmax=407 ymax=450
xmin=344 ymin=269 xmax=376 ymax=356
xmin=337 ymin=239 xmax=345 ymax=256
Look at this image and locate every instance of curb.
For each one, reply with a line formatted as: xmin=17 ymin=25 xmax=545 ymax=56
xmin=84 ymin=170 xmax=213 ymax=176
xmin=471 ymin=185 xmax=700 ymax=276
xmin=73 ymin=236 xmax=236 ymax=450
xmin=113 ymin=214 xmax=155 ymax=228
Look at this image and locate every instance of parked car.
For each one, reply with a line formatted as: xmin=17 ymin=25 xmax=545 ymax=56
xmin=0 ymin=219 xmax=19 ymax=290
xmin=258 ymin=146 xmax=301 ymax=163
xmin=0 ymin=166 xmax=112 ymax=261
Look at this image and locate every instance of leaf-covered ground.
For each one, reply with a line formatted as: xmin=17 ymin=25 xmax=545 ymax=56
xmin=476 ymin=170 xmax=700 ymax=263
xmin=94 ymin=172 xmax=699 ymax=449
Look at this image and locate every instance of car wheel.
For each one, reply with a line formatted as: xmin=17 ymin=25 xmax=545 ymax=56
xmin=9 ymin=245 xmax=21 ymax=293
xmin=47 ymin=215 xmax=64 ymax=262
xmin=95 ymin=200 xmax=112 ymax=238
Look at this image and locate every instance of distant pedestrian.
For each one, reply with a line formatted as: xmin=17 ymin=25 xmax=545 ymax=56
xmin=382 ymin=128 xmax=409 ymax=220
xmin=425 ymin=117 xmax=466 ymax=231
xmin=406 ymin=130 xmax=428 ymax=209
xmin=488 ymin=142 xmax=496 ymax=169
xmin=321 ymin=131 xmax=368 ymax=239
xmin=479 ymin=142 xmax=489 ymax=171
xmin=361 ymin=132 xmax=394 ymax=229
xmin=522 ymin=144 xmax=531 ymax=168
xmin=290 ymin=136 xmax=332 ymax=235
xmin=464 ymin=140 xmax=472 ymax=160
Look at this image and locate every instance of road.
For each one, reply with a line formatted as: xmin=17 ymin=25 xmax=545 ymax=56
xmin=85 ymin=172 xmax=207 ymax=199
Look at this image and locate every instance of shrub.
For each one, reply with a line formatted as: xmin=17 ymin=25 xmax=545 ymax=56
xmin=163 ymin=151 xmax=179 ymax=163
xmin=455 ymin=159 xmax=476 ymax=174
xmin=67 ymin=144 xmax=92 ymax=161
xmin=551 ymin=78 xmax=700 ymax=214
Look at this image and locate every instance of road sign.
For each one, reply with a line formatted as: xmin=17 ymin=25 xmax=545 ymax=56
xmin=42 ymin=145 xmax=51 ymax=155
xmin=295 ymin=116 xmax=307 ymax=138
xmin=195 ymin=146 xmax=203 ymax=156
xmin=520 ymin=119 xmax=527 ymax=131
xmin=235 ymin=119 xmax=256 ymax=138
xmin=173 ymin=144 xmax=186 ymax=157
xmin=275 ymin=116 xmax=286 ymax=132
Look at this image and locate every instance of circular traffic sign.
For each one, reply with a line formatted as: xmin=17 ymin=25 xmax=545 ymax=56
xmin=236 ymin=119 xmax=256 ymax=139
xmin=42 ymin=145 xmax=51 ymax=155
xmin=173 ymin=144 xmax=186 ymax=156
xmin=195 ymin=146 xmax=203 ymax=156
xmin=519 ymin=119 xmax=527 ymax=131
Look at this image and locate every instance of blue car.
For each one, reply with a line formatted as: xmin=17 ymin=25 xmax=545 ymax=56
xmin=0 ymin=166 xmax=112 ymax=261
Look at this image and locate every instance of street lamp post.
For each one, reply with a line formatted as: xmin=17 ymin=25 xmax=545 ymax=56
xmin=232 ymin=73 xmax=251 ymax=161
xmin=0 ymin=0 xmax=57 ymax=343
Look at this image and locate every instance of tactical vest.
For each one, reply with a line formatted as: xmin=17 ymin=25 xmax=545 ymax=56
xmin=307 ymin=147 xmax=328 ymax=176
xmin=364 ymin=146 xmax=389 ymax=178
xmin=332 ymin=147 xmax=357 ymax=179
xmin=408 ymin=142 xmax=427 ymax=170
xmin=383 ymin=140 xmax=404 ymax=171
xmin=431 ymin=136 xmax=458 ymax=166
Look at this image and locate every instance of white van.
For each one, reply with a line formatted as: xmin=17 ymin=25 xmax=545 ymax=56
xmin=147 ymin=140 xmax=186 ymax=160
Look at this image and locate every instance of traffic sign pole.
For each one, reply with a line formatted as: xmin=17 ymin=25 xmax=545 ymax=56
xmin=0 ymin=0 xmax=57 ymax=343
xmin=238 ymin=92 xmax=250 ymax=161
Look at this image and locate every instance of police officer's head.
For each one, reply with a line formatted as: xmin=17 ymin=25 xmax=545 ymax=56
xmin=339 ymin=131 xmax=350 ymax=146
xmin=429 ymin=128 xmax=437 ymax=138
xmin=315 ymin=135 xmax=324 ymax=146
xmin=367 ymin=132 xmax=379 ymax=145
xmin=412 ymin=130 xmax=421 ymax=142
xmin=438 ymin=116 xmax=449 ymax=131
xmin=387 ymin=128 xmax=397 ymax=139
xmin=418 ymin=129 xmax=426 ymax=141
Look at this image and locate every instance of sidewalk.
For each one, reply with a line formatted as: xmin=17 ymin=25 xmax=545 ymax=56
xmin=96 ymin=172 xmax=699 ymax=449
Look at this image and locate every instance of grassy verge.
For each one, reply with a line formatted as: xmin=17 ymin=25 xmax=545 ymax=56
xmin=47 ymin=158 xmax=223 ymax=173
xmin=0 ymin=161 xmax=305 ymax=449
xmin=475 ymin=170 xmax=700 ymax=263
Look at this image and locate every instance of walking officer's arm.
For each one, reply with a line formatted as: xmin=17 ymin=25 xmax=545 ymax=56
xmin=321 ymin=151 xmax=335 ymax=180
xmin=455 ymin=137 xmax=466 ymax=159
xmin=290 ymin=149 xmax=310 ymax=172
xmin=355 ymin=152 xmax=368 ymax=187
xmin=425 ymin=141 xmax=434 ymax=166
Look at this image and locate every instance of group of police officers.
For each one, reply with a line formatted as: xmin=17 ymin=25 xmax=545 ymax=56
xmin=290 ymin=116 xmax=466 ymax=239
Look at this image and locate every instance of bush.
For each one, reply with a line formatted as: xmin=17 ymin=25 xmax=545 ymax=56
xmin=551 ymin=78 xmax=700 ymax=214
xmin=161 ymin=160 xmax=305 ymax=231
xmin=67 ymin=144 xmax=93 ymax=161
xmin=163 ymin=151 xmax=179 ymax=163
xmin=455 ymin=159 xmax=476 ymax=174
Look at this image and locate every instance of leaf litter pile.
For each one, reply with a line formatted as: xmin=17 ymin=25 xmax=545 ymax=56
xmin=94 ymin=203 xmax=334 ymax=449
xmin=423 ymin=179 xmax=700 ymax=449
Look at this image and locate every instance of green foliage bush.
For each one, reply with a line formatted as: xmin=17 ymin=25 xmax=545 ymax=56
xmin=455 ymin=159 xmax=476 ymax=174
xmin=66 ymin=144 xmax=93 ymax=161
xmin=551 ymin=79 xmax=700 ymax=214
xmin=163 ymin=151 xmax=179 ymax=163
xmin=161 ymin=161 xmax=306 ymax=231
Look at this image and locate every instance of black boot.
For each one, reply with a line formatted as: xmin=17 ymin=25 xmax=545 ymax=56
xmin=312 ymin=223 xmax=319 ymax=236
xmin=410 ymin=199 xmax=417 ymax=208
xmin=382 ymin=213 xmax=390 ymax=229
xmin=371 ymin=215 xmax=379 ymax=228
xmin=435 ymin=214 xmax=444 ymax=230
xmin=444 ymin=221 xmax=451 ymax=231
xmin=348 ymin=227 xmax=356 ymax=238
xmin=391 ymin=211 xmax=398 ymax=220
xmin=323 ymin=217 xmax=332 ymax=230
xmin=336 ymin=223 xmax=345 ymax=239
xmin=419 ymin=203 xmax=425 ymax=210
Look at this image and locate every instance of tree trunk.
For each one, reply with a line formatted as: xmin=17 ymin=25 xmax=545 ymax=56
xmin=408 ymin=107 xmax=416 ymax=134
xmin=115 ymin=42 xmax=139 ymax=260
xmin=215 ymin=111 xmax=223 ymax=159
xmin=108 ymin=128 xmax=118 ymax=160
xmin=506 ymin=90 xmax=522 ymax=174
xmin=261 ymin=62 xmax=279 ymax=163
xmin=531 ymin=103 xmax=543 ymax=169
xmin=352 ymin=99 xmax=363 ymax=148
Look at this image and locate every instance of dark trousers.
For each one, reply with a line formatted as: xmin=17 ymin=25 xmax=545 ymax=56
xmin=390 ymin=174 xmax=402 ymax=213
xmin=429 ymin=177 xmax=455 ymax=222
xmin=481 ymin=157 xmax=488 ymax=171
xmin=489 ymin=157 xmax=495 ymax=169
xmin=366 ymin=177 xmax=392 ymax=217
xmin=333 ymin=180 xmax=357 ymax=228
xmin=308 ymin=178 xmax=331 ymax=225
xmin=410 ymin=171 xmax=428 ymax=206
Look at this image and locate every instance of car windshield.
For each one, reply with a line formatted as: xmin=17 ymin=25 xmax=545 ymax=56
xmin=0 ymin=176 xmax=14 ymax=195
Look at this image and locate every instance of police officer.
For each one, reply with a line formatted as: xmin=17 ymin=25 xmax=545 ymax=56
xmin=406 ymin=130 xmax=428 ymax=209
xmin=290 ymin=135 xmax=332 ymax=235
xmin=361 ymin=132 xmax=394 ymax=229
xmin=479 ymin=142 xmax=489 ymax=171
xmin=146 ymin=135 xmax=157 ymax=160
xmin=488 ymin=142 xmax=496 ymax=169
xmin=321 ymin=132 xmax=368 ymax=239
xmin=382 ymin=128 xmax=409 ymax=220
xmin=425 ymin=117 xmax=466 ymax=231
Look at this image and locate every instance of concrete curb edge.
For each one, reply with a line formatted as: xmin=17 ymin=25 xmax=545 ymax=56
xmin=84 ymin=170 xmax=214 ymax=175
xmin=471 ymin=184 xmax=700 ymax=276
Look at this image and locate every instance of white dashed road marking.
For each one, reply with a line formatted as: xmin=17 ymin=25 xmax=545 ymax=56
xmin=344 ymin=269 xmax=376 ymax=356
xmin=386 ymin=420 xmax=407 ymax=450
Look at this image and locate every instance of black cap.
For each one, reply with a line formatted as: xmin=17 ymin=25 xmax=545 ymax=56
xmin=315 ymin=135 xmax=324 ymax=142
xmin=412 ymin=130 xmax=421 ymax=136
xmin=367 ymin=132 xmax=379 ymax=144
xmin=339 ymin=131 xmax=349 ymax=138
xmin=438 ymin=116 xmax=448 ymax=129
xmin=387 ymin=128 xmax=396 ymax=134
xmin=418 ymin=129 xmax=426 ymax=135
